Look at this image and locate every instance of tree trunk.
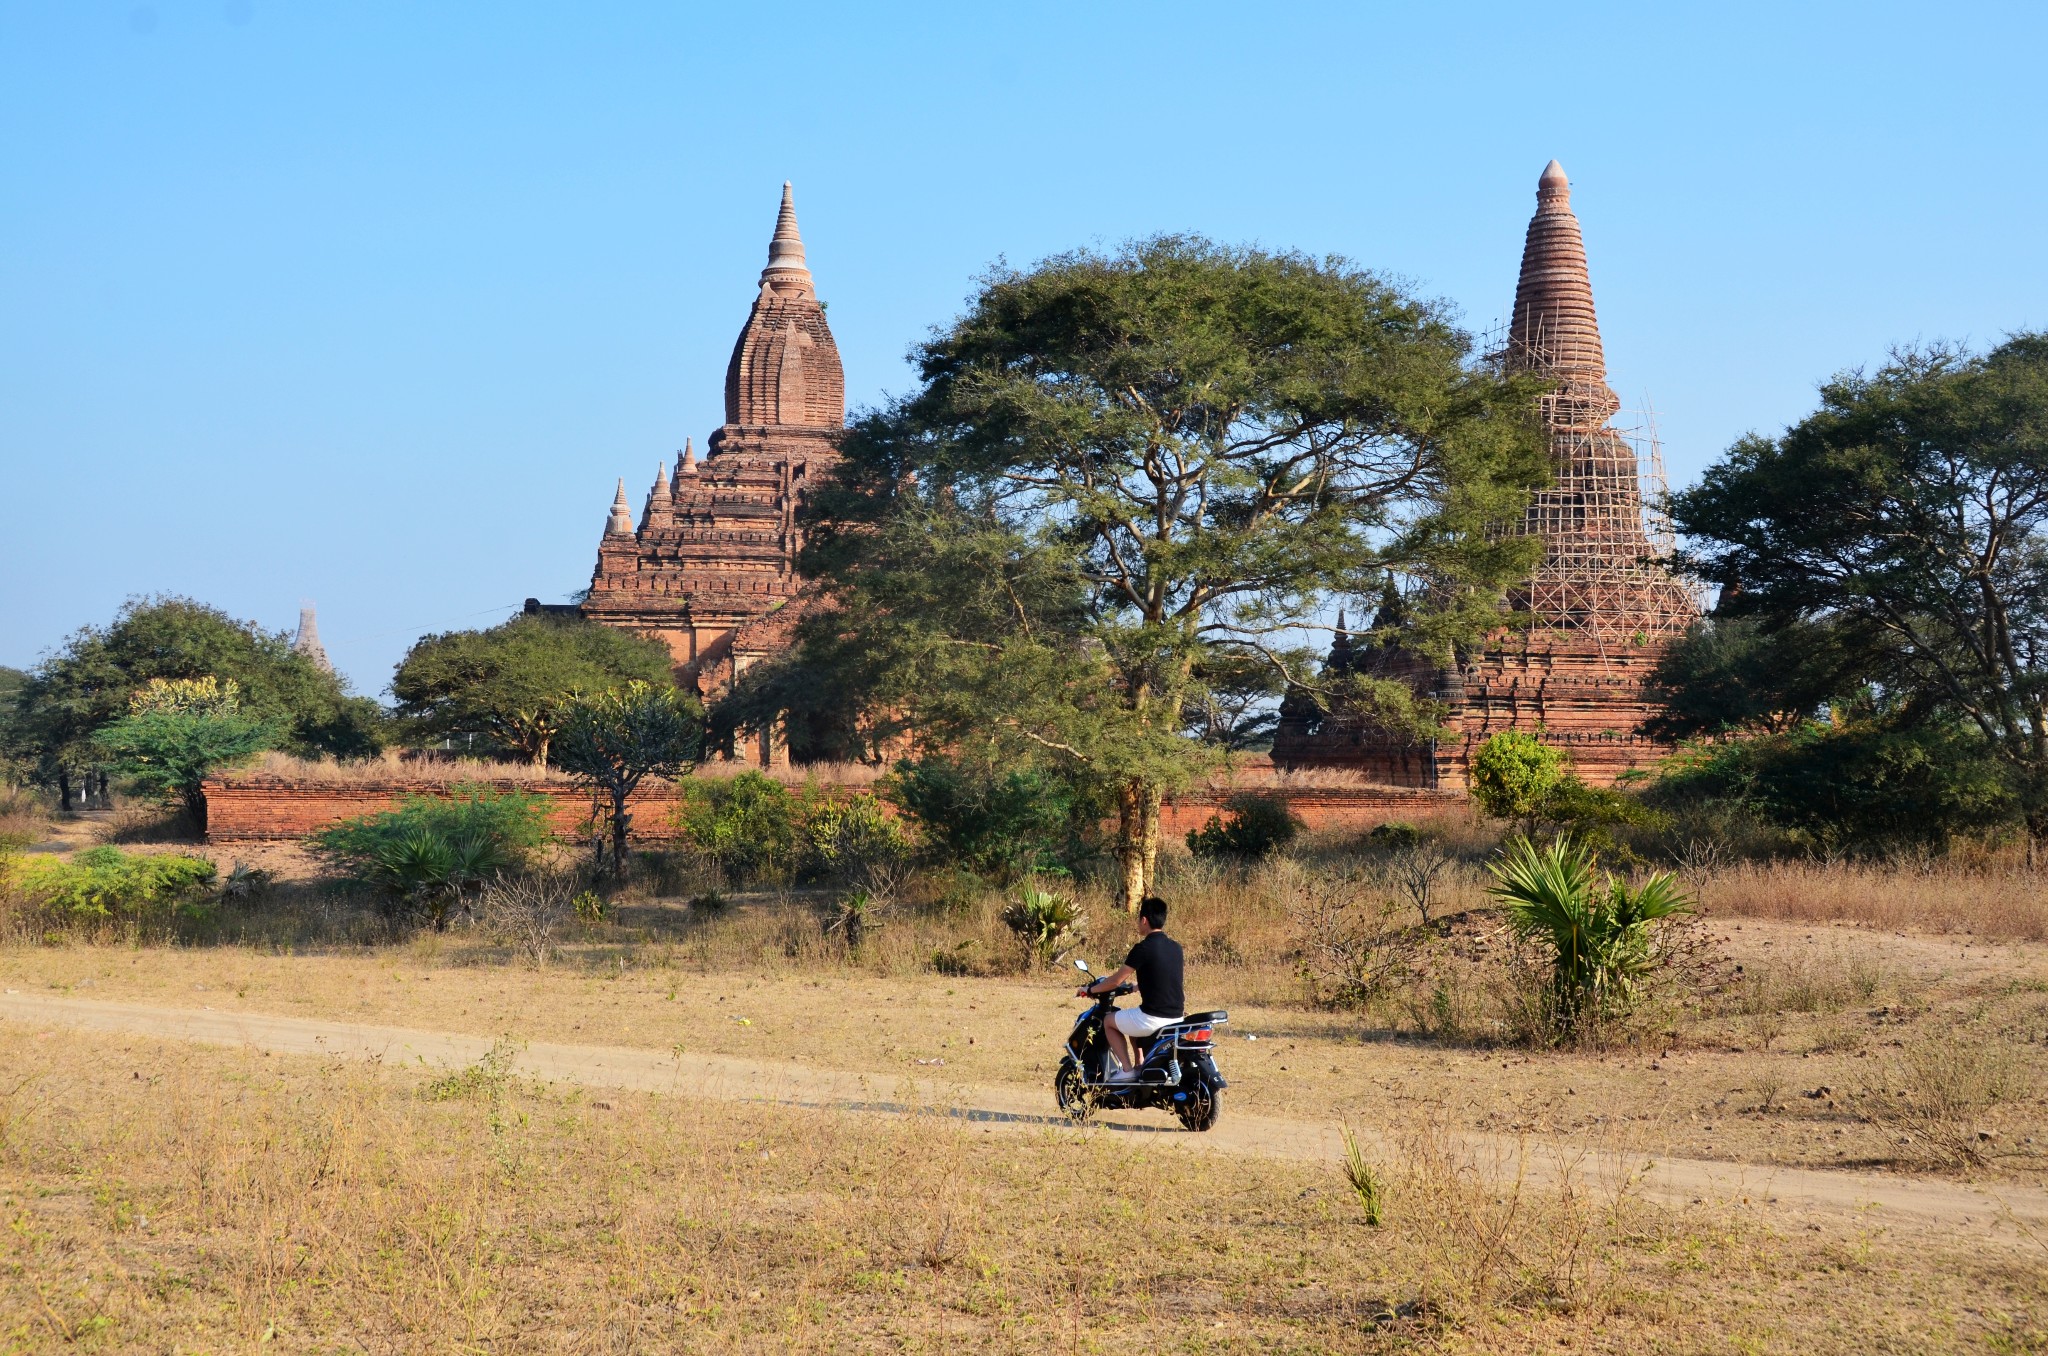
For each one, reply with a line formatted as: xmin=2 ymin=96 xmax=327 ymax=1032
xmin=1139 ymin=787 xmax=1162 ymax=899
xmin=1115 ymin=778 xmax=1162 ymax=912
xmin=58 ymin=769 xmax=72 ymax=813
xmin=609 ymin=788 xmax=633 ymax=882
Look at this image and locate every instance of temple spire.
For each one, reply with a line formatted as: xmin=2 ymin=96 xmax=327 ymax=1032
xmin=760 ymin=181 xmax=813 ymax=298
xmin=1506 ymin=158 xmax=1617 ymax=421
xmin=671 ymin=438 xmax=695 ymax=493
xmin=605 ymin=478 xmax=633 ymax=537
xmin=723 ymin=182 xmax=844 ymax=428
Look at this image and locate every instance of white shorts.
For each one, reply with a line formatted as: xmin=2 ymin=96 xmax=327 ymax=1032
xmin=1112 ymin=1008 xmax=1179 ymax=1042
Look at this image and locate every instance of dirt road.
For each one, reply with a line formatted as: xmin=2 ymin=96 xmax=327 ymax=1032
xmin=6 ymin=991 xmax=2041 ymax=1238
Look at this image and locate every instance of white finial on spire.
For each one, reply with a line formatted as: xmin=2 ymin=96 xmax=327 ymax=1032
xmin=760 ymin=181 xmax=813 ymax=296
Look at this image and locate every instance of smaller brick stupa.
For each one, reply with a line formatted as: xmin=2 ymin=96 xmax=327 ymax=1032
xmin=1273 ymin=161 xmax=1699 ymax=787
xmin=578 ymin=183 xmax=847 ymax=764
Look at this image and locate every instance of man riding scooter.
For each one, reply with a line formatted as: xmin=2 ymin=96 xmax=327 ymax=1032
xmin=1075 ymin=896 xmax=1183 ymax=1081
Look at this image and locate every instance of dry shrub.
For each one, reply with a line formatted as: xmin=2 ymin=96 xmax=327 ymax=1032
xmin=1852 ymin=1027 xmax=2025 ymax=1171
xmin=1702 ymin=858 xmax=2048 ymax=942
xmin=0 ymin=785 xmax=51 ymax=843
xmin=480 ymin=872 xmax=577 ymax=966
xmin=1727 ymin=945 xmax=1890 ymax=1016
xmin=1392 ymin=1119 xmax=1652 ymax=1318
xmin=245 ymin=749 xmax=581 ymax=784
xmin=1282 ymin=860 xmax=1419 ymax=1009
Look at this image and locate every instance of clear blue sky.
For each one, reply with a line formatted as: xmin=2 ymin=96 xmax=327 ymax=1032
xmin=3 ymin=2 xmax=2043 ymax=695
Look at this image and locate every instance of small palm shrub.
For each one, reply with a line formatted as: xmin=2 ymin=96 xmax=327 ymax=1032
xmin=571 ymin=889 xmax=609 ymax=925
xmin=1186 ymin=792 xmax=1302 ymax=859
xmin=824 ymin=888 xmax=885 ymax=952
xmin=1486 ymin=834 xmax=1691 ymax=1041
xmin=1001 ymin=881 xmax=1087 ymax=969
xmin=312 ymin=785 xmax=552 ymax=930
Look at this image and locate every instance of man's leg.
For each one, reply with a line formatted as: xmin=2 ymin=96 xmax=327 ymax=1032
xmin=1105 ymin=1015 xmax=1133 ymax=1073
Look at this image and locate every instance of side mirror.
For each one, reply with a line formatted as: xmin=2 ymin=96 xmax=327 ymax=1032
xmin=1073 ymin=959 xmax=1092 ymax=973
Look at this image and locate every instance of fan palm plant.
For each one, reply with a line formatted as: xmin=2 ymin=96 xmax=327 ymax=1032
xmin=1487 ymin=835 xmax=1691 ymax=1038
xmin=1002 ymin=882 xmax=1088 ymax=969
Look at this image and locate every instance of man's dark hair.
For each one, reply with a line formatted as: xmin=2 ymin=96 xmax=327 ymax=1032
xmin=1139 ymin=896 xmax=1168 ymax=929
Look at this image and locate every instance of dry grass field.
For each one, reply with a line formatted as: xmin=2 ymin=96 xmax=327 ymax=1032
xmin=4 ymin=805 xmax=2047 ymax=1350
xmin=5 ymin=1026 xmax=2045 ymax=1353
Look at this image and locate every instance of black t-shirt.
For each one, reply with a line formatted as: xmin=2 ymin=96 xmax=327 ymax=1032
xmin=1123 ymin=931 xmax=1185 ymax=1019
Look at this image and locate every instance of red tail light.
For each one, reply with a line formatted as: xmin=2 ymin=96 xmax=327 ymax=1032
xmin=1181 ymin=1027 xmax=1213 ymax=1044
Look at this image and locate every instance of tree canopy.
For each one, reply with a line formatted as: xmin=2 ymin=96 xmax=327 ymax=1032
xmin=391 ymin=614 xmax=677 ymax=766
xmin=90 ymin=677 xmax=277 ymax=829
xmin=1670 ymin=334 xmax=2048 ymax=841
xmin=555 ymin=681 xmax=704 ymax=878
xmin=723 ymin=236 xmax=1547 ymax=906
xmin=10 ymin=596 xmax=381 ymax=802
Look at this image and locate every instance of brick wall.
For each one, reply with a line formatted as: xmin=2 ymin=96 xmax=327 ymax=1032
xmin=1158 ymin=785 xmax=1462 ymax=834
xmin=202 ymin=778 xmax=691 ymax=843
xmin=204 ymin=775 xmax=1464 ymax=844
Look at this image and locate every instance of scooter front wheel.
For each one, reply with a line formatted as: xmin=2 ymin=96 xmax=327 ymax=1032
xmin=1054 ymin=1058 xmax=1093 ymax=1124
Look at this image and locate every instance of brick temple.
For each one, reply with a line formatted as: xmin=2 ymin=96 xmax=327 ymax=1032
xmin=1272 ymin=160 xmax=1699 ymax=788
xmin=572 ymin=183 xmax=845 ymax=763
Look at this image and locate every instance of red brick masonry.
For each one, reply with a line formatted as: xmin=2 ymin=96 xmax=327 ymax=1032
xmin=202 ymin=776 xmax=1463 ymax=844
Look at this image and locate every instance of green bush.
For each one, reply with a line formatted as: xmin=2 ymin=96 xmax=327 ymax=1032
xmin=1366 ymin=821 xmax=1422 ymax=851
xmin=1648 ymin=721 xmax=2015 ymax=856
xmin=1486 ymin=835 xmax=1691 ymax=1041
xmin=1186 ymin=792 xmax=1302 ymax=859
xmin=311 ymin=784 xmax=552 ymax=929
xmin=800 ymin=791 xmax=913 ymax=894
xmin=9 ymin=846 xmax=218 ymax=925
xmin=1468 ymin=732 xmax=1665 ymax=853
xmin=1467 ymin=732 xmax=1566 ymax=826
xmin=882 ymin=755 xmax=1076 ymax=879
xmin=673 ymin=772 xmax=798 ymax=884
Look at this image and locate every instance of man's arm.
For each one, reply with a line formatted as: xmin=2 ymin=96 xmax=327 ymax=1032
xmin=1077 ymin=964 xmax=1135 ymax=997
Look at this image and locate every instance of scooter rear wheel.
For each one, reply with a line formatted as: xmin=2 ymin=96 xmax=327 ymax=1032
xmin=1176 ymin=1086 xmax=1221 ymax=1132
xmin=1054 ymin=1059 xmax=1093 ymax=1124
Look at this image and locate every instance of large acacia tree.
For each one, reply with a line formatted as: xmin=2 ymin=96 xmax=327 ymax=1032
xmin=731 ymin=237 xmax=1546 ymax=908
xmin=1672 ymin=335 xmax=2048 ymax=842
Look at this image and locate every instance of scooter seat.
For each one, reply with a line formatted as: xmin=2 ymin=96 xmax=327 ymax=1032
xmin=1179 ymin=1010 xmax=1226 ymax=1025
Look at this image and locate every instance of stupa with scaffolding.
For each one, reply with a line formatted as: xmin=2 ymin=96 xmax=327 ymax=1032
xmin=1272 ymin=160 xmax=1700 ymax=787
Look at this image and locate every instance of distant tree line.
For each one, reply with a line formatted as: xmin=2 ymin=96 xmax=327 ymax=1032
xmin=7 ymin=275 xmax=2043 ymax=871
xmin=1647 ymin=334 xmax=2048 ymax=856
